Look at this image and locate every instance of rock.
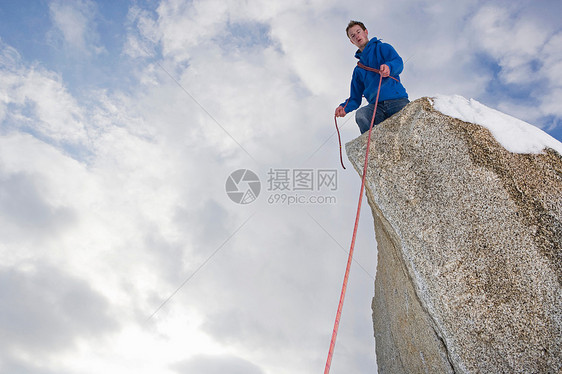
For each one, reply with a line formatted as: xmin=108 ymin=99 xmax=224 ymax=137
xmin=346 ymin=97 xmax=562 ymax=374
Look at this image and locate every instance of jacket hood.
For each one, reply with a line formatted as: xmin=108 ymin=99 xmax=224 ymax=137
xmin=355 ymin=37 xmax=380 ymax=59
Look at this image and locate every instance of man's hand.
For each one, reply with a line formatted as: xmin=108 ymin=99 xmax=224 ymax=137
xmin=379 ymin=64 xmax=390 ymax=77
xmin=335 ymin=105 xmax=347 ymax=117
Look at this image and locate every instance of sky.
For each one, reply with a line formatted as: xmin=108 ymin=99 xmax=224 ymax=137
xmin=0 ymin=1 xmax=561 ymax=373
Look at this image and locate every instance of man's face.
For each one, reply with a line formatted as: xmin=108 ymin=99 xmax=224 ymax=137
xmin=347 ymin=25 xmax=369 ymax=50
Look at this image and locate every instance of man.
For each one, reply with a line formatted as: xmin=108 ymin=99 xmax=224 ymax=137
xmin=335 ymin=21 xmax=409 ymax=134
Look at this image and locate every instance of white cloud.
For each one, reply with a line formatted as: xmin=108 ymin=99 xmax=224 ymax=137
xmin=0 ymin=43 xmax=88 ymax=147
xmin=131 ymin=0 xmax=232 ymax=62
xmin=469 ymin=5 xmax=548 ymax=83
xmin=173 ymin=354 xmax=265 ymax=374
xmin=465 ymin=2 xmax=562 ymax=126
xmin=124 ymin=5 xmax=160 ymax=59
xmin=0 ymin=264 xmax=117 ymax=352
xmin=48 ymin=0 xmax=104 ymax=55
xmin=542 ymin=32 xmax=562 ymax=82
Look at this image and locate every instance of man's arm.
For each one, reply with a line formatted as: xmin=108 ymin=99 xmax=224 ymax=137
xmin=340 ymin=67 xmax=365 ymax=113
xmin=336 ymin=68 xmax=364 ymax=116
xmin=380 ymin=43 xmax=404 ymax=76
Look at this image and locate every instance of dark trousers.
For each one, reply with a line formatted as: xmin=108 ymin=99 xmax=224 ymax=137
xmin=355 ymin=98 xmax=410 ymax=134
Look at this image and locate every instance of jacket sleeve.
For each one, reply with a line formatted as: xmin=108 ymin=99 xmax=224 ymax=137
xmin=340 ymin=67 xmax=364 ymax=113
xmin=380 ymin=42 xmax=403 ymax=76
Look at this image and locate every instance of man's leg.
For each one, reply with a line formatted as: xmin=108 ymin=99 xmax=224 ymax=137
xmin=355 ymin=103 xmax=386 ymax=134
xmin=381 ymin=98 xmax=410 ymax=119
xmin=355 ymin=103 xmax=374 ymax=134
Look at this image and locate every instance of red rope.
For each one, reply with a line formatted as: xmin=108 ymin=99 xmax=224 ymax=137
xmin=357 ymin=62 xmax=400 ymax=82
xmin=334 ymin=63 xmax=398 ymax=170
xmin=334 ymin=99 xmax=349 ymax=169
xmin=324 ymin=71 xmax=384 ymax=374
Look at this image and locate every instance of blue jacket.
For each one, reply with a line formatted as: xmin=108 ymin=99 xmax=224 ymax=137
xmin=340 ymin=37 xmax=408 ymax=112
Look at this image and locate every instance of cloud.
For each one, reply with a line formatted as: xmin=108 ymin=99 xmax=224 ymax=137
xmin=465 ymin=2 xmax=562 ymax=127
xmin=0 ymin=357 xmax=68 ymax=374
xmin=0 ymin=265 xmax=118 ymax=354
xmin=173 ymin=354 xmax=265 ymax=374
xmin=0 ymin=42 xmax=89 ymax=150
xmin=48 ymin=0 xmax=104 ymax=55
xmin=538 ymin=32 xmax=562 ymax=117
xmin=129 ymin=0 xmax=232 ymax=62
xmin=0 ymin=132 xmax=93 ymax=255
xmin=469 ymin=5 xmax=549 ymax=85
xmin=123 ymin=5 xmax=159 ymax=59
xmin=0 ymin=172 xmax=76 ymax=239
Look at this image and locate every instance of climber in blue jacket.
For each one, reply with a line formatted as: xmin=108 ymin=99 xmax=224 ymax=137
xmin=335 ymin=21 xmax=409 ymax=134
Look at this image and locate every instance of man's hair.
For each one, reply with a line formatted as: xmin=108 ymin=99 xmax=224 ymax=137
xmin=346 ymin=20 xmax=366 ymax=37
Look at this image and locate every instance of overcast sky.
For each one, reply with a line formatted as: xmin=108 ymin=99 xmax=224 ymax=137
xmin=1 ymin=1 xmax=561 ymax=373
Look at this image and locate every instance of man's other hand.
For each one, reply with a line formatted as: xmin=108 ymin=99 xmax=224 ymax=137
xmin=335 ymin=105 xmax=346 ymax=117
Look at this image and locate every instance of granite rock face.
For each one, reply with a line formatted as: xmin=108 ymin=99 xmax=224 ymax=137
xmin=346 ymin=98 xmax=562 ymax=373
